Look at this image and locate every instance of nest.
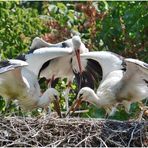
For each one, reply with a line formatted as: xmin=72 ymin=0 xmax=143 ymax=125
xmin=0 ymin=115 xmax=147 ymax=147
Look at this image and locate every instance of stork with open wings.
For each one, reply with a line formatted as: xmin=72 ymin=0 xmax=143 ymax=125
xmin=0 ymin=59 xmax=61 ymax=117
xmin=67 ymin=58 xmax=148 ymax=116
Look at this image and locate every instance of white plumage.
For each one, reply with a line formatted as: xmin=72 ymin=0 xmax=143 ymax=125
xmin=30 ymin=36 xmax=88 ymax=54
xmin=0 ymin=59 xmax=61 ymax=116
xmin=25 ymin=36 xmax=88 ymax=83
xmin=25 ymin=47 xmax=73 ymax=80
xmin=67 ymin=58 xmax=148 ymax=116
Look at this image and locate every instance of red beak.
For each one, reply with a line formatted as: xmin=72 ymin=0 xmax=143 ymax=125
xmin=75 ymin=49 xmax=82 ymax=75
xmin=66 ymin=97 xmax=82 ymax=116
xmin=53 ymin=98 xmax=62 ymax=118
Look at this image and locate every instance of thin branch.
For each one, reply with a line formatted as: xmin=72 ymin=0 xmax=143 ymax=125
xmin=128 ymin=123 xmax=138 ymax=147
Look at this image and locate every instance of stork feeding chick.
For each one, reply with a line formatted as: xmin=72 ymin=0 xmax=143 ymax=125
xmin=0 ymin=59 xmax=62 ymax=117
xmin=67 ymin=58 xmax=148 ymax=116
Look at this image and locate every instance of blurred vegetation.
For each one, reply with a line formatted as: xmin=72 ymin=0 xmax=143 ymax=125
xmin=0 ymin=1 xmax=147 ymax=120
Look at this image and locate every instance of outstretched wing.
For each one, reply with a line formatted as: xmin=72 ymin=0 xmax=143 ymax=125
xmin=121 ymin=58 xmax=148 ymax=99
xmin=17 ymin=37 xmax=74 ymax=77
xmin=29 ymin=36 xmax=88 ymax=54
xmin=72 ymin=51 xmax=123 ymax=89
xmin=123 ymin=58 xmax=148 ymax=78
xmin=29 ymin=37 xmax=73 ymax=53
xmin=0 ymin=59 xmax=28 ymax=74
xmin=0 ymin=59 xmax=28 ymax=92
xmin=24 ymin=47 xmax=73 ymax=77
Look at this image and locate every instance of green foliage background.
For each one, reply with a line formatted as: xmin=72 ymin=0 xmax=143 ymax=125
xmin=0 ymin=1 xmax=147 ymax=120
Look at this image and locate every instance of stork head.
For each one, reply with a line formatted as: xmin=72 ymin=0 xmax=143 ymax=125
xmin=72 ymin=36 xmax=81 ymax=51
xmin=66 ymin=87 xmax=95 ymax=116
xmin=48 ymin=88 xmax=62 ymax=117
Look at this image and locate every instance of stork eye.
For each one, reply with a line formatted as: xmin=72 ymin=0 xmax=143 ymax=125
xmin=79 ymin=93 xmax=83 ymax=98
xmin=54 ymin=95 xmax=58 ymax=100
xmin=62 ymin=42 xmax=68 ymax=48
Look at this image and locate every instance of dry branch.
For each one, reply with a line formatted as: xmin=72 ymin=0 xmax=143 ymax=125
xmin=0 ymin=115 xmax=147 ymax=147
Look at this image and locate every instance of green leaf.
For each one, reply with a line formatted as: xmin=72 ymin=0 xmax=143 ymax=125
xmin=57 ymin=3 xmax=67 ymax=14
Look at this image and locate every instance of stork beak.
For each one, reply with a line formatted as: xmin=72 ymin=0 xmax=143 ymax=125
xmin=66 ymin=97 xmax=83 ymax=117
xmin=75 ymin=49 xmax=82 ymax=75
xmin=53 ymin=97 xmax=62 ymax=118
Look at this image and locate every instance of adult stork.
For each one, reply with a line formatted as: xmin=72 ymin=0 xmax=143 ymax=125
xmin=72 ymin=51 xmax=124 ymax=90
xmin=27 ymin=35 xmax=88 ymax=83
xmin=17 ymin=36 xmax=88 ymax=111
xmin=67 ymin=58 xmax=148 ymax=116
xmin=0 ymin=59 xmax=62 ymax=117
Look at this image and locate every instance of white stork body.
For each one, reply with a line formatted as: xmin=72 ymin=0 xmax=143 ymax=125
xmin=68 ymin=58 xmax=148 ymax=116
xmin=0 ymin=59 xmax=61 ymax=116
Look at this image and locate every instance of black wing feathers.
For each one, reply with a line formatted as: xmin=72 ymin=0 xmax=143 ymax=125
xmin=74 ymin=59 xmax=103 ymax=90
xmin=38 ymin=60 xmax=51 ymax=78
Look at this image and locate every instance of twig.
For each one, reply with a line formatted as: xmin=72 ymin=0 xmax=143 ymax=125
xmin=96 ymin=136 xmax=108 ymax=148
xmin=61 ymin=109 xmax=89 ymax=115
xmin=128 ymin=123 xmax=138 ymax=147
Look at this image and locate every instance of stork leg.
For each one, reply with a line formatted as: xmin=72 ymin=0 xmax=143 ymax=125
xmin=47 ymin=75 xmax=55 ymax=88
xmin=47 ymin=75 xmax=54 ymax=88
xmin=46 ymin=75 xmax=57 ymax=114
xmin=46 ymin=79 xmax=51 ymax=87
xmin=64 ymin=81 xmax=72 ymax=115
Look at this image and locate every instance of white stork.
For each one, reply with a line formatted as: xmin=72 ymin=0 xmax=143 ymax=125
xmin=26 ymin=35 xmax=88 ymax=83
xmin=67 ymin=58 xmax=148 ymax=116
xmin=0 ymin=59 xmax=62 ymax=117
xmin=17 ymin=36 xmax=88 ymax=111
